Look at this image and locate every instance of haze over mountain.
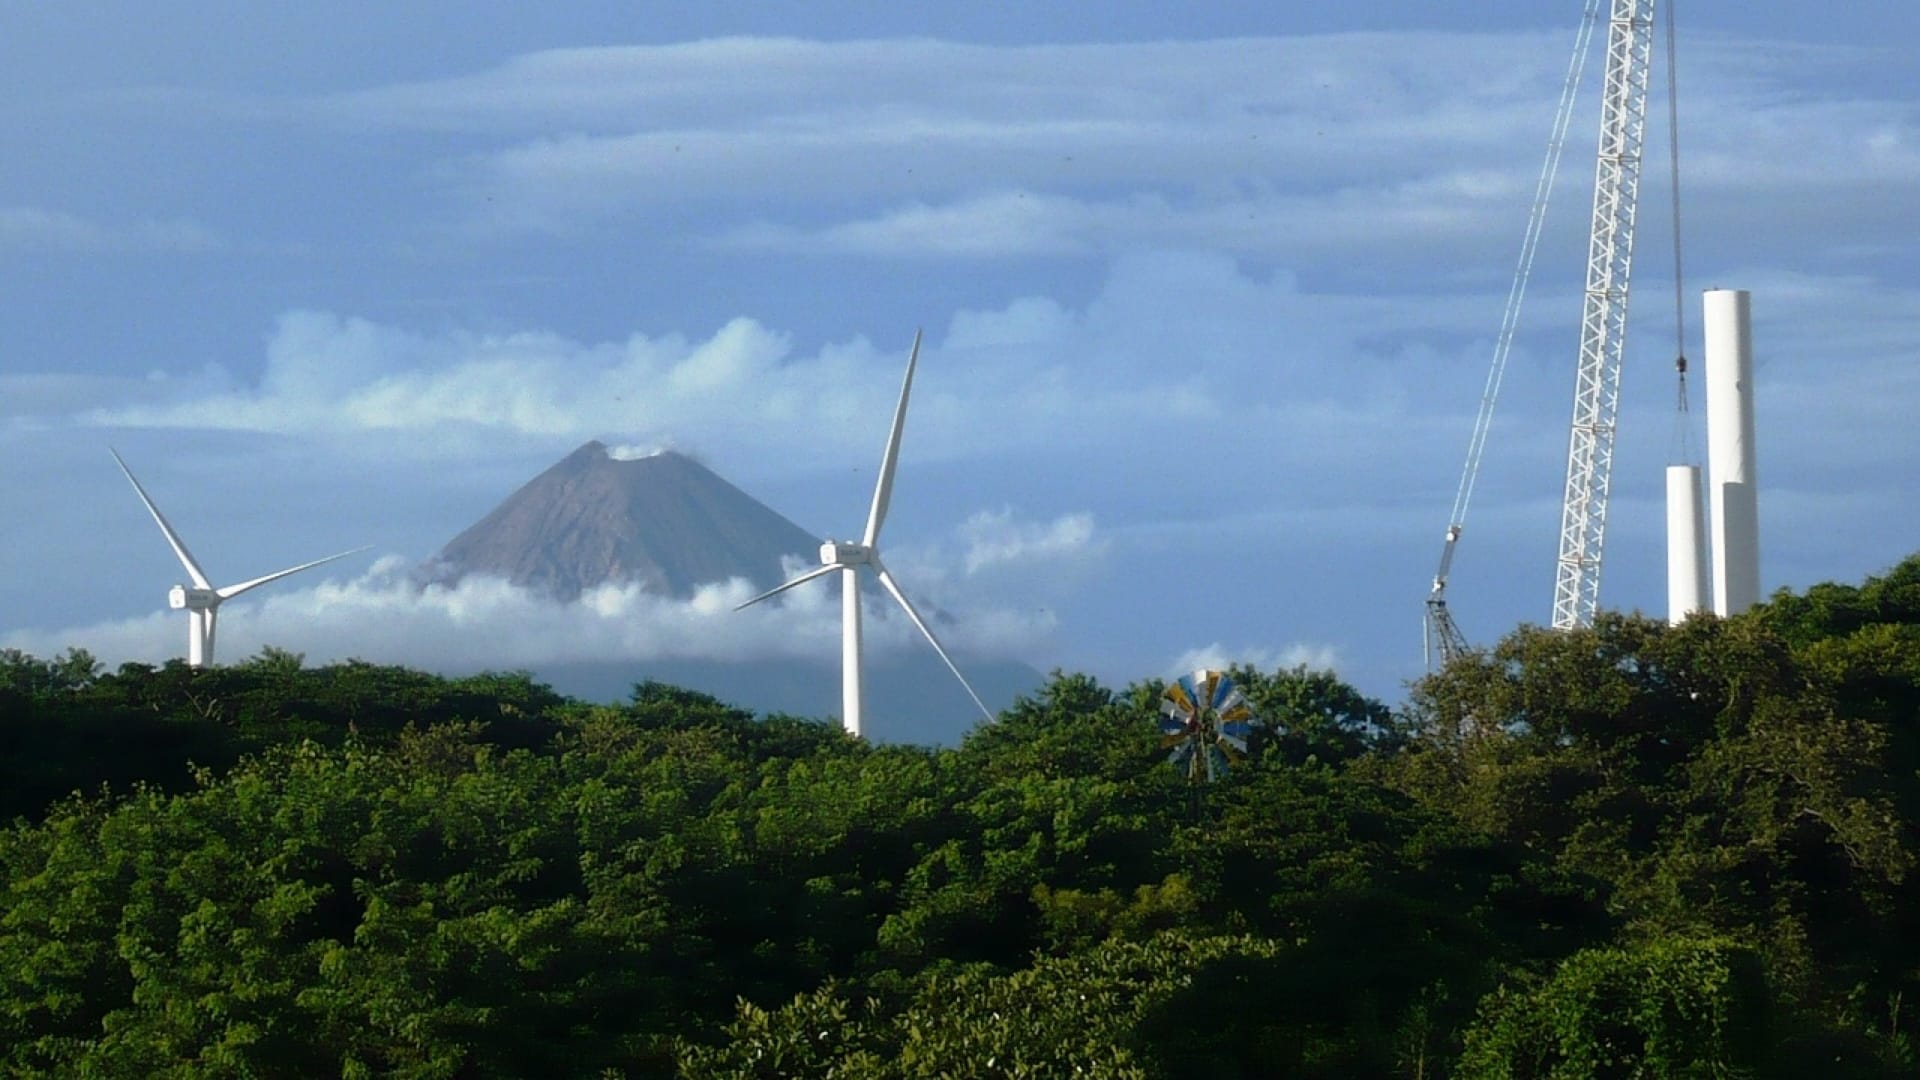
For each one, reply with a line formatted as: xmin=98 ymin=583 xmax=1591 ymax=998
xmin=419 ymin=441 xmax=821 ymax=599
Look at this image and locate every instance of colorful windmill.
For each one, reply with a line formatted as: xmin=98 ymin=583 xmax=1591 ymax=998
xmin=1158 ymin=669 xmax=1256 ymax=782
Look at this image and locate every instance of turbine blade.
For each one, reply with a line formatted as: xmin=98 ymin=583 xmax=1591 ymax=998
xmin=862 ymin=329 xmax=920 ymax=547
xmin=870 ymin=559 xmax=994 ymax=723
xmin=110 ymin=448 xmax=213 ymax=590
xmin=733 ymin=562 xmax=841 ymax=611
xmin=216 ymin=546 xmax=370 ymax=600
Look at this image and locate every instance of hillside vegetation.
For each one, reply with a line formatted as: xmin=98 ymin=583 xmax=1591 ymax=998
xmin=4 ymin=555 xmax=1920 ymax=1076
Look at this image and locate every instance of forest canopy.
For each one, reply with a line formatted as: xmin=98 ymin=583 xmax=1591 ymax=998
xmin=4 ymin=554 xmax=1920 ymax=1076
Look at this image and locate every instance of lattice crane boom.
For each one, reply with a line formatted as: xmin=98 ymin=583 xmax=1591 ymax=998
xmin=1551 ymin=0 xmax=1656 ymax=630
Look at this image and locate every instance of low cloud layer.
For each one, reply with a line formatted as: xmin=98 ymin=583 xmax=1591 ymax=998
xmin=2 ymin=554 xmax=1058 ymax=675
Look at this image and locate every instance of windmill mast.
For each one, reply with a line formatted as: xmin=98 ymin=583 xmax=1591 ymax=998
xmin=1551 ymin=0 xmax=1656 ymax=630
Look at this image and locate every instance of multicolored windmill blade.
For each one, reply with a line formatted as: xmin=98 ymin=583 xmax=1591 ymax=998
xmin=1158 ymin=669 xmax=1257 ymax=782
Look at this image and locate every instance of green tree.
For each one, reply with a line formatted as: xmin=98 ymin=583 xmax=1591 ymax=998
xmin=1396 ymin=583 xmax=1920 ymax=1063
xmin=1459 ymin=936 xmax=1771 ymax=1078
xmin=1233 ymin=663 xmax=1403 ymax=765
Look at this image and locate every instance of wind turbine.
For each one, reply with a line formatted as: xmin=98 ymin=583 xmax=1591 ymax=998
xmin=110 ymin=448 xmax=369 ymax=668
xmin=736 ymin=330 xmax=993 ymax=738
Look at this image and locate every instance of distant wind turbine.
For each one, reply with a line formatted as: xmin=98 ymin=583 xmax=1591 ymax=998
xmin=736 ymin=330 xmax=993 ymax=738
xmin=111 ymin=448 xmax=369 ymax=668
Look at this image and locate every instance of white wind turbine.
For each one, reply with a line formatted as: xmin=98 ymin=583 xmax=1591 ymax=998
xmin=736 ymin=330 xmax=993 ymax=738
xmin=111 ymin=448 xmax=369 ymax=668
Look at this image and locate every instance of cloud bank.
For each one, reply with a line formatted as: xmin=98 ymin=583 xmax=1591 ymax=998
xmin=76 ymin=255 xmax=1424 ymax=474
xmin=2 ymin=554 xmax=1059 ymax=675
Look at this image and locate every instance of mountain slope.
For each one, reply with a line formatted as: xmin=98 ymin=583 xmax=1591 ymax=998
xmin=419 ymin=442 xmax=821 ymax=599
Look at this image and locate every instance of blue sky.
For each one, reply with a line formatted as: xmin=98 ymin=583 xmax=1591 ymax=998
xmin=4 ymin=2 xmax=1917 ymax=706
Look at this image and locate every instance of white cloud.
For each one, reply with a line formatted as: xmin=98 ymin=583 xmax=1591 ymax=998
xmin=712 ymin=177 xmax=1531 ymax=260
xmin=603 ymin=441 xmax=685 ymax=461
xmin=2 ymin=553 xmax=1053 ymax=673
xmin=961 ymin=508 xmax=1103 ymax=574
xmin=298 ymin=31 xmax=1920 ymax=269
xmin=86 ymin=311 xmax=826 ymax=449
xmin=74 ymin=262 xmax=1281 ymax=460
xmin=718 ymin=191 xmax=1104 ymax=258
xmin=320 ymin=33 xmax=1578 ymax=240
xmin=329 ymin=34 xmax=1568 ymax=147
xmin=1170 ymin=642 xmax=1344 ymax=678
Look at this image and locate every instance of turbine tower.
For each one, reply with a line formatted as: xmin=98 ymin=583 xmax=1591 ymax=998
xmin=112 ymin=449 xmax=368 ymax=668
xmin=735 ymin=330 xmax=993 ymax=738
xmin=1704 ymin=288 xmax=1760 ymax=616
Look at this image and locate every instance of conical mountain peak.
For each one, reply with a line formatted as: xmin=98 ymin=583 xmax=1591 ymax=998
xmin=419 ymin=441 xmax=820 ymax=600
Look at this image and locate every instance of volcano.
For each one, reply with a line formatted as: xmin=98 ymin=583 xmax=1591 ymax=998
xmin=418 ymin=442 xmax=820 ymax=599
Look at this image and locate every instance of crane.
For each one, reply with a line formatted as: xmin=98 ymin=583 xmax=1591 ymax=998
xmin=1428 ymin=0 xmax=1663 ymax=662
xmin=1425 ymin=0 xmax=1603 ymax=667
xmin=1552 ymin=0 xmax=1657 ymax=630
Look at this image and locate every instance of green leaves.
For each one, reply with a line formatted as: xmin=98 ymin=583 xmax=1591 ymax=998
xmin=679 ymin=935 xmax=1288 ymax=1079
xmin=8 ymin=556 xmax=1920 ymax=1074
xmin=1459 ymin=936 xmax=1771 ymax=1078
xmin=1398 ymin=566 xmax=1920 ymax=1068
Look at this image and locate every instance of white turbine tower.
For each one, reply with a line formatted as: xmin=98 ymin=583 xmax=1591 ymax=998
xmin=735 ymin=330 xmax=993 ymax=738
xmin=111 ymin=449 xmax=369 ymax=668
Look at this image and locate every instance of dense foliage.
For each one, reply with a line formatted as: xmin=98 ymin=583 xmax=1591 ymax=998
xmin=3 ymin=554 xmax=1920 ymax=1076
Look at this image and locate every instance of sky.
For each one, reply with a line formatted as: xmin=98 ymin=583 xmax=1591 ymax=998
xmin=3 ymin=1 xmax=1917 ymax=708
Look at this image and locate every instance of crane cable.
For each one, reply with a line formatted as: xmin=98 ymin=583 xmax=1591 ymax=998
xmin=1426 ymin=2 xmax=1603 ymax=668
xmin=1665 ymin=0 xmax=1697 ymax=466
xmin=1444 ymin=2 xmax=1602 ymax=537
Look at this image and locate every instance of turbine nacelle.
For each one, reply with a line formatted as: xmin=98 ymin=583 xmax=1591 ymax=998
xmin=167 ymin=585 xmax=221 ymax=611
xmin=821 ymin=540 xmax=872 ymax=567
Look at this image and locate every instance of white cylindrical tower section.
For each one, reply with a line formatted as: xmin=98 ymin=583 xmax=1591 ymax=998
xmin=1704 ymin=289 xmax=1761 ymax=616
xmin=1666 ymin=464 xmax=1709 ymax=624
xmin=841 ymin=566 xmax=864 ymax=737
